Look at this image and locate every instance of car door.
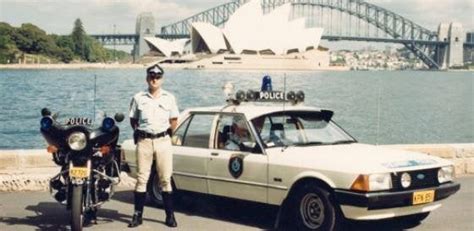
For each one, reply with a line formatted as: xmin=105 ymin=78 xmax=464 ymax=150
xmin=172 ymin=112 xmax=217 ymax=194
xmin=206 ymin=113 xmax=269 ymax=203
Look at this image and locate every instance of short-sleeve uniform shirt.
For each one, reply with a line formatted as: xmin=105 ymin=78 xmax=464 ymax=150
xmin=129 ymin=89 xmax=179 ymax=134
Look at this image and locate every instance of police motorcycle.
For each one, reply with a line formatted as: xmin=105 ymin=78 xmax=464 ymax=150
xmin=39 ymin=108 xmax=124 ymax=231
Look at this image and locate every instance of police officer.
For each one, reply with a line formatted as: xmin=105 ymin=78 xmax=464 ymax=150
xmin=128 ymin=64 xmax=179 ymax=228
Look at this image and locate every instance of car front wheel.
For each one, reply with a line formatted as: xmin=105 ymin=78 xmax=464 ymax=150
xmin=290 ymin=184 xmax=341 ymax=231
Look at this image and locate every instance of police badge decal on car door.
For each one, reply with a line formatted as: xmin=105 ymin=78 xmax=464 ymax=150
xmin=228 ymin=154 xmax=244 ymax=178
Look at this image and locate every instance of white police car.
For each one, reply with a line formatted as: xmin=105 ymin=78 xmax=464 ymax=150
xmin=122 ymin=78 xmax=460 ymax=230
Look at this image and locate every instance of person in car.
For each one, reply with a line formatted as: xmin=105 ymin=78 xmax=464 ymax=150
xmin=225 ymin=116 xmax=251 ymax=151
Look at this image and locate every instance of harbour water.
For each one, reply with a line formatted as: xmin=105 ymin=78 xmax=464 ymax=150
xmin=0 ymin=69 xmax=472 ymax=149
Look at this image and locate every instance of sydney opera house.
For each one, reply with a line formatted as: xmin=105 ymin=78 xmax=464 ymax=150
xmin=144 ymin=0 xmax=329 ymax=70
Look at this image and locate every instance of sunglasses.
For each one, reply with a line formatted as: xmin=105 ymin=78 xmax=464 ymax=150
xmin=147 ymin=73 xmax=163 ymax=80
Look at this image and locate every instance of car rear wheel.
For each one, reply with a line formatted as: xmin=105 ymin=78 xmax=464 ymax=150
xmin=290 ymin=184 xmax=341 ymax=231
xmin=147 ymin=170 xmax=178 ymax=207
xmin=147 ymin=170 xmax=163 ymax=207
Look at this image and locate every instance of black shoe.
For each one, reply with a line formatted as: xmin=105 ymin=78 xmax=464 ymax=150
xmin=128 ymin=211 xmax=143 ymax=228
xmin=165 ymin=213 xmax=177 ymax=227
xmin=83 ymin=218 xmax=97 ymax=227
xmin=163 ymin=192 xmax=178 ymax=228
xmin=128 ymin=192 xmax=146 ymax=228
xmin=84 ymin=209 xmax=98 ymax=227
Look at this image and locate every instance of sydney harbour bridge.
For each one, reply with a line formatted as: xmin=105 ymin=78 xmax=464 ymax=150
xmin=91 ymin=0 xmax=473 ymax=69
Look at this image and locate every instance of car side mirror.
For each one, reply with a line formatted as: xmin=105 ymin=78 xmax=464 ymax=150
xmin=172 ymin=135 xmax=182 ymax=146
xmin=321 ymin=110 xmax=334 ymax=122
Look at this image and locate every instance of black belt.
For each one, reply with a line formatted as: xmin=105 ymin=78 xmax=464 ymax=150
xmin=137 ymin=130 xmax=168 ymax=139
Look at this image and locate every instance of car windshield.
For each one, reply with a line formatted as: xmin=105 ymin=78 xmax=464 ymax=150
xmin=251 ymin=111 xmax=355 ymax=148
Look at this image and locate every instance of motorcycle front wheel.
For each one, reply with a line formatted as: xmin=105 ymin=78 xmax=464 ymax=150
xmin=71 ymin=184 xmax=84 ymax=231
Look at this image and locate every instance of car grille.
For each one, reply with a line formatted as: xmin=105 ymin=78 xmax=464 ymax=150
xmin=391 ymin=168 xmax=440 ymax=190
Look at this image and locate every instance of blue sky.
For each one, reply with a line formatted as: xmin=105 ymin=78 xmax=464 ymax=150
xmin=0 ymin=0 xmax=472 ymax=35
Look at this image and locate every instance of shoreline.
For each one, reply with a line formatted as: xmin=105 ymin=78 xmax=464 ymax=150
xmin=1 ymin=63 xmax=471 ymax=72
xmin=0 ymin=63 xmax=349 ymax=71
xmin=0 ymin=63 xmax=147 ymax=70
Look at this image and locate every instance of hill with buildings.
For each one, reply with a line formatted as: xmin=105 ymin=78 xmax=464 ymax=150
xmin=0 ymin=19 xmax=130 ymax=64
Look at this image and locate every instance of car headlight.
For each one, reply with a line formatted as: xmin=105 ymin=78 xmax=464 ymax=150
xmin=351 ymin=173 xmax=392 ymax=191
xmin=400 ymin=172 xmax=412 ymax=188
xmin=438 ymin=166 xmax=454 ymax=184
xmin=68 ymin=132 xmax=87 ymax=151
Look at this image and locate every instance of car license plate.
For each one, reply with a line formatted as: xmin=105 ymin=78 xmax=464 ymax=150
xmin=69 ymin=167 xmax=89 ymax=178
xmin=412 ymin=190 xmax=435 ymax=205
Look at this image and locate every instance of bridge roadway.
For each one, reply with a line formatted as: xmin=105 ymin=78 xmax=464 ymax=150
xmin=91 ymin=32 xmax=474 ymax=48
xmin=0 ymin=176 xmax=472 ymax=230
xmin=92 ymin=34 xmax=454 ymax=46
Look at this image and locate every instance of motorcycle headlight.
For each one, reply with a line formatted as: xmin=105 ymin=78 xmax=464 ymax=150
xmin=438 ymin=165 xmax=454 ymax=184
xmin=68 ymin=132 xmax=87 ymax=151
xmin=351 ymin=173 xmax=392 ymax=191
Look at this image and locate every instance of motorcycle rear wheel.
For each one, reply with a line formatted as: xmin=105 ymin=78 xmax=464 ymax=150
xmin=71 ymin=184 xmax=84 ymax=231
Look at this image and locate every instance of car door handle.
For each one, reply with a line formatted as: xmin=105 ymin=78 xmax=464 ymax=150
xmin=211 ymin=152 xmax=219 ymax=156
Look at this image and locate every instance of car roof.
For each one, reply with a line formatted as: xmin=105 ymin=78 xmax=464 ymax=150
xmin=182 ymin=102 xmax=323 ymax=121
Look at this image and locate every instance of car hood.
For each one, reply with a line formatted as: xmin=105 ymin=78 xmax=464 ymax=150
xmin=267 ymin=143 xmax=451 ymax=174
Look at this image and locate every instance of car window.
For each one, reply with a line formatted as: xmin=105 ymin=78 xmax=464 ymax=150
xmin=215 ymin=114 xmax=257 ymax=152
xmin=179 ymin=114 xmax=215 ymax=148
xmin=171 ymin=116 xmax=191 ymax=146
xmin=252 ymin=111 xmax=355 ymax=148
xmin=253 ymin=115 xmax=302 ymax=147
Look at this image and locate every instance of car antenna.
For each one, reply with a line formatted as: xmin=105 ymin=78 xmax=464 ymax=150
xmin=283 ymin=73 xmax=287 ymax=112
xmin=281 ymin=73 xmax=288 ymax=152
xmin=376 ymin=77 xmax=381 ymax=145
xmin=93 ymin=74 xmax=97 ymax=122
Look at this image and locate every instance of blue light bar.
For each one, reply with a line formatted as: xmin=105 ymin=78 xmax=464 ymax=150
xmin=261 ymin=75 xmax=272 ymax=91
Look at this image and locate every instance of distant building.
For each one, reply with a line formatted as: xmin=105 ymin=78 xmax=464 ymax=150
xmin=466 ymin=32 xmax=474 ymax=43
xmin=143 ymin=0 xmax=328 ymax=70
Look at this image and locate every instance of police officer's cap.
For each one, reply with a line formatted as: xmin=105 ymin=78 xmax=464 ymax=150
xmin=146 ymin=64 xmax=164 ymax=76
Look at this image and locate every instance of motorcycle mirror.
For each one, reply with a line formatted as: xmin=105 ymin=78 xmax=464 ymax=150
xmin=114 ymin=113 xmax=125 ymax=122
xmin=41 ymin=108 xmax=51 ymax=117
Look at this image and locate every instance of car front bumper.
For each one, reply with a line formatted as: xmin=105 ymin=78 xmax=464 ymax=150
xmin=334 ymin=182 xmax=460 ymax=220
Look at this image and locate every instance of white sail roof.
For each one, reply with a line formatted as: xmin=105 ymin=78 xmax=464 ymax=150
xmin=221 ymin=0 xmax=323 ymax=55
xmin=144 ymin=37 xmax=189 ymax=57
xmin=191 ymin=22 xmax=228 ymax=53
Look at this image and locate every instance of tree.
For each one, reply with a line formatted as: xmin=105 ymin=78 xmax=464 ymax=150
xmin=52 ymin=35 xmax=75 ymax=52
xmin=71 ymin=18 xmax=86 ymax=59
xmin=56 ymin=47 xmax=74 ymax=63
xmin=13 ymin=23 xmax=58 ymax=55
xmin=0 ymin=21 xmax=130 ymax=64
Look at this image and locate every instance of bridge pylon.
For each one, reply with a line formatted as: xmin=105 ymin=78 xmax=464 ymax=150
xmin=134 ymin=12 xmax=155 ymax=61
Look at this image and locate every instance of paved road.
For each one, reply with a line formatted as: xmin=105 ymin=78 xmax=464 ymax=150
xmin=0 ymin=177 xmax=473 ymax=231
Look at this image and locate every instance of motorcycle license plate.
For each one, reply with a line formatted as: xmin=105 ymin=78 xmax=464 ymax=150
xmin=412 ymin=190 xmax=435 ymax=205
xmin=69 ymin=167 xmax=89 ymax=178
